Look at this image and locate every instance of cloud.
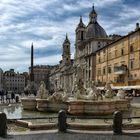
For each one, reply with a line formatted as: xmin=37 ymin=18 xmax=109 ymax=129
xmin=35 ymin=54 xmax=61 ymax=65
xmin=0 ymin=0 xmax=139 ymax=72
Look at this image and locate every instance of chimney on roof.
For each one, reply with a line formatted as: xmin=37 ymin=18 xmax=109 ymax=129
xmin=136 ymin=23 xmax=139 ymax=30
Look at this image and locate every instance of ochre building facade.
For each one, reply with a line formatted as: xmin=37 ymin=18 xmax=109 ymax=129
xmin=96 ymin=25 xmax=140 ymax=86
xmin=49 ymin=5 xmax=140 ymax=93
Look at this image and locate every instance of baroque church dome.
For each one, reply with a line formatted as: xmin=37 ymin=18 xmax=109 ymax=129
xmin=85 ymin=6 xmax=108 ymax=39
xmin=86 ymin=22 xmax=107 ymax=38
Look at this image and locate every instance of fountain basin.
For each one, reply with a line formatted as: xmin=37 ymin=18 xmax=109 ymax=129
xmin=36 ymin=99 xmax=68 ymax=112
xmin=21 ymin=97 xmax=37 ymax=110
xmin=68 ymin=99 xmax=130 ymax=115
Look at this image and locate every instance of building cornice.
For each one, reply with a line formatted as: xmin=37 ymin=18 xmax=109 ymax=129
xmin=96 ymin=28 xmax=140 ymax=52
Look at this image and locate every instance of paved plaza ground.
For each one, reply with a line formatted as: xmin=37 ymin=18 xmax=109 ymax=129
xmin=0 ymin=130 xmax=140 ymax=140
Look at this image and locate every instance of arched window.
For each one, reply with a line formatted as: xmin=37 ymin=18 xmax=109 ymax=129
xmin=81 ymin=31 xmax=84 ymax=40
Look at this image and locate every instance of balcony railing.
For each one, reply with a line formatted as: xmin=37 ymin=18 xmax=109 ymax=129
xmin=128 ymin=77 xmax=140 ymax=81
xmin=114 ymin=65 xmax=127 ymax=75
xmin=114 ymin=79 xmax=125 ymax=83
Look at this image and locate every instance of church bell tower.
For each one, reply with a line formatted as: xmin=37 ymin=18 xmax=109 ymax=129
xmin=62 ymin=34 xmax=71 ymax=65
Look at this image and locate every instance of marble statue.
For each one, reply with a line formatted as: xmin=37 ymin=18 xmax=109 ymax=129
xmin=90 ymin=81 xmax=103 ymax=100
xmin=75 ymin=80 xmax=103 ymax=100
xmin=76 ymin=64 xmax=84 ymax=81
xmin=104 ymin=83 xmax=114 ymax=98
xmin=63 ymin=88 xmax=69 ymax=100
xmin=47 ymin=90 xmax=68 ymax=102
xmin=76 ymin=79 xmax=87 ymax=99
xmin=24 ymin=81 xmax=37 ymax=96
xmin=36 ymin=81 xmax=49 ymax=99
xmin=132 ymin=90 xmax=136 ymax=96
xmin=86 ymin=81 xmax=97 ymax=100
xmin=85 ymin=81 xmax=103 ymax=100
xmin=116 ymin=89 xmax=126 ymax=99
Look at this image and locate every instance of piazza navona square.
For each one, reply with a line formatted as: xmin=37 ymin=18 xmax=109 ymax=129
xmin=0 ymin=0 xmax=140 ymax=140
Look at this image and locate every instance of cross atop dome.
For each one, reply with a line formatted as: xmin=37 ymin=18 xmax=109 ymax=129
xmin=92 ymin=3 xmax=96 ymax=14
xmin=89 ymin=4 xmax=97 ymax=23
xmin=86 ymin=5 xmax=108 ymax=39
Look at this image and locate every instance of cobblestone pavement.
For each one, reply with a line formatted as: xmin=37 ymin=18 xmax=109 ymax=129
xmin=1 ymin=130 xmax=140 ymax=140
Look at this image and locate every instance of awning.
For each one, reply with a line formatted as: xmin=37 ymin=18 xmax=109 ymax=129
xmin=97 ymin=85 xmax=140 ymax=90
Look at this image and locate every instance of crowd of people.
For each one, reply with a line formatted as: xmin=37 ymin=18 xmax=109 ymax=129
xmin=0 ymin=90 xmax=18 ymax=104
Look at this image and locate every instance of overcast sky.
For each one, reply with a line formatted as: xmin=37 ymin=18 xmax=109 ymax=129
xmin=0 ymin=0 xmax=140 ymax=72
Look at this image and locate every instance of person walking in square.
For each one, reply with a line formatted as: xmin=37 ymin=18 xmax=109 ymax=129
xmin=1 ymin=90 xmax=4 ymax=103
xmin=11 ymin=92 xmax=15 ymax=103
xmin=6 ymin=91 xmax=11 ymax=104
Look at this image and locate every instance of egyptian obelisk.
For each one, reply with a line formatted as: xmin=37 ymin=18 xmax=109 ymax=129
xmin=30 ymin=43 xmax=34 ymax=82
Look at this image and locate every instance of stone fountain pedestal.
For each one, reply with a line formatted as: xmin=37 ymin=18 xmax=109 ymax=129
xmin=21 ymin=80 xmax=37 ymax=110
xmin=21 ymin=98 xmax=131 ymax=115
xmin=36 ymin=99 xmax=68 ymax=112
xmin=21 ymin=80 xmax=132 ymax=116
xmin=68 ymin=99 xmax=130 ymax=115
xmin=21 ymin=97 xmax=37 ymax=111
